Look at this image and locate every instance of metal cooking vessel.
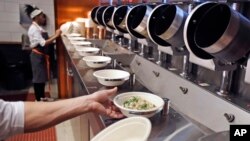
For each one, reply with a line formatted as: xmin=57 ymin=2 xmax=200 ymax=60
xmin=184 ymin=2 xmax=219 ymax=60
xmin=184 ymin=2 xmax=250 ymax=62
xmin=194 ymin=3 xmax=250 ymax=62
xmin=148 ymin=4 xmax=187 ymax=47
xmin=102 ymin=6 xmax=116 ymax=30
xmin=90 ymin=6 xmax=100 ymax=25
xmin=112 ymin=5 xmax=132 ymax=33
xmin=96 ymin=6 xmax=108 ymax=26
xmin=126 ymin=4 xmax=155 ymax=38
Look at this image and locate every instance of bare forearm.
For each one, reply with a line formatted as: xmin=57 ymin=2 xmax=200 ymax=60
xmin=23 ymin=87 xmax=122 ymax=132
xmin=24 ymin=96 xmax=91 ymax=132
xmin=44 ymin=34 xmax=58 ymax=46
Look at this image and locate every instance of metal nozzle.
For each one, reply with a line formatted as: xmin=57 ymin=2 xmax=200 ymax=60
xmin=161 ymin=98 xmax=170 ymax=117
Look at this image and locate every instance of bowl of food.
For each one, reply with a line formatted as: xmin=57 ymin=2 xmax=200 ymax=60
xmin=82 ymin=56 xmax=111 ymax=68
xmin=75 ymin=47 xmax=100 ymax=56
xmin=91 ymin=116 xmax=152 ymax=141
xmin=93 ymin=69 xmax=130 ymax=86
xmin=113 ymin=92 xmax=164 ymax=118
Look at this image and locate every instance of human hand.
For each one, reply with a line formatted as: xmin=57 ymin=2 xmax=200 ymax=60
xmin=88 ymin=87 xmax=124 ymax=118
xmin=55 ymin=29 xmax=62 ymax=37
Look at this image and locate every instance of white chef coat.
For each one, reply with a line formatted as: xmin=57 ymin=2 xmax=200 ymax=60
xmin=28 ymin=22 xmax=46 ymax=48
xmin=0 ymin=99 xmax=24 ymax=140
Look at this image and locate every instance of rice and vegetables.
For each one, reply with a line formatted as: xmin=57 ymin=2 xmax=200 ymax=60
xmin=123 ymin=96 xmax=156 ymax=110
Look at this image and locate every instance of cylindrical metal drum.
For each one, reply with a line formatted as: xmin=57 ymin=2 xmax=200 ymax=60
xmin=126 ymin=4 xmax=155 ymax=38
xmin=184 ymin=2 xmax=250 ymax=62
xmin=113 ymin=5 xmax=132 ymax=33
xmin=147 ymin=4 xmax=187 ymax=47
xmin=194 ymin=4 xmax=250 ymax=62
xmin=102 ymin=6 xmax=116 ymax=29
xmin=184 ymin=2 xmax=216 ymax=59
xmin=96 ymin=6 xmax=108 ymax=26
xmin=90 ymin=6 xmax=100 ymax=25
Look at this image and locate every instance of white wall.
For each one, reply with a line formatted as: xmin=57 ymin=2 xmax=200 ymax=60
xmin=0 ymin=0 xmax=55 ymax=42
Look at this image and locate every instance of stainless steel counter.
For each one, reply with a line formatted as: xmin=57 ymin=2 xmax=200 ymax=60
xmin=61 ymin=36 xmax=232 ymax=141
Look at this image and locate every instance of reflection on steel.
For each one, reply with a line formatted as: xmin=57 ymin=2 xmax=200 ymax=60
xmin=112 ymin=5 xmax=132 ymax=33
xmin=126 ymin=4 xmax=155 ymax=39
xmin=216 ymin=70 xmax=232 ymax=96
xmin=245 ymin=55 xmax=250 ymax=84
xmin=156 ymin=50 xmax=162 ymax=65
xmin=186 ymin=2 xmax=250 ymax=63
xmin=127 ymin=39 xmax=132 ymax=51
xmin=139 ymin=44 xmax=145 ymax=56
xmin=62 ymin=36 xmax=250 ymax=140
xmin=102 ymin=6 xmax=116 ymax=30
xmin=112 ymin=59 xmax=117 ymax=69
xmin=161 ymin=98 xmax=170 ymax=116
xmin=148 ymin=4 xmax=187 ymax=49
xmin=86 ymin=1 xmax=250 ymax=139
xmin=109 ymin=0 xmax=113 ymax=5
xmin=129 ymin=73 xmax=136 ymax=88
xmin=180 ymin=55 xmax=189 ymax=78
xmin=90 ymin=6 xmax=99 ymax=25
xmin=62 ymin=36 xmax=205 ymax=141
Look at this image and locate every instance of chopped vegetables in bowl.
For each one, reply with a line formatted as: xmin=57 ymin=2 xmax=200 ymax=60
xmin=123 ymin=96 xmax=156 ymax=110
xmin=113 ymin=92 xmax=164 ymax=118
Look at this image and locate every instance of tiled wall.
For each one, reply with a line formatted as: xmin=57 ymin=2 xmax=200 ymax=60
xmin=0 ymin=0 xmax=55 ymax=42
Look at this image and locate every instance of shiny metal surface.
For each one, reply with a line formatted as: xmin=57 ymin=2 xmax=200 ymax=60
xmin=90 ymin=6 xmax=100 ymax=25
xmin=216 ymin=70 xmax=233 ymax=96
xmin=185 ymin=2 xmax=250 ymax=62
xmin=102 ymin=6 xmax=116 ymax=29
xmin=96 ymin=6 xmax=108 ymax=26
xmin=62 ymin=36 xmax=250 ymax=134
xmin=85 ymin=3 xmax=250 ymax=141
xmin=85 ymin=39 xmax=250 ymax=132
xmin=130 ymin=54 xmax=250 ymax=132
xmin=158 ymin=6 xmax=185 ymax=40
xmin=184 ymin=2 xmax=217 ymax=60
xmin=133 ymin=5 xmax=153 ymax=38
xmin=61 ymin=36 xmax=206 ymax=141
xmin=148 ymin=4 xmax=188 ymax=48
xmin=194 ymin=4 xmax=240 ymax=54
xmin=112 ymin=5 xmax=132 ymax=33
xmin=126 ymin=4 xmax=154 ymax=38
xmin=245 ymin=55 xmax=250 ymax=84
xmin=147 ymin=4 xmax=171 ymax=47
xmin=198 ymin=131 xmax=229 ymax=141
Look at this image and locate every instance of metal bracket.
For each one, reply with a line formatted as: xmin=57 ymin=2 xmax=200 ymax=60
xmin=179 ymin=86 xmax=188 ymax=94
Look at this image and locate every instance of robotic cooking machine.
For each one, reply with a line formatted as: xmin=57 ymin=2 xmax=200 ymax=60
xmin=88 ymin=0 xmax=250 ymax=140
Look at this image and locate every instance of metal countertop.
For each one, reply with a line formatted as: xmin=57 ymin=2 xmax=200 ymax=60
xmin=61 ymin=36 xmax=231 ymax=141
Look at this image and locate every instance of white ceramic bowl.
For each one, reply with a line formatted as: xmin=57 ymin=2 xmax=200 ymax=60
xmin=113 ymin=92 xmax=164 ymax=118
xmin=60 ymin=22 xmax=74 ymax=35
xmin=93 ymin=69 xmax=130 ymax=86
xmin=71 ymin=41 xmax=92 ymax=46
xmin=91 ymin=117 xmax=152 ymax=141
xmin=68 ymin=36 xmax=86 ymax=41
xmin=75 ymin=47 xmax=100 ymax=56
xmin=82 ymin=56 xmax=111 ymax=68
xmin=66 ymin=33 xmax=82 ymax=37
